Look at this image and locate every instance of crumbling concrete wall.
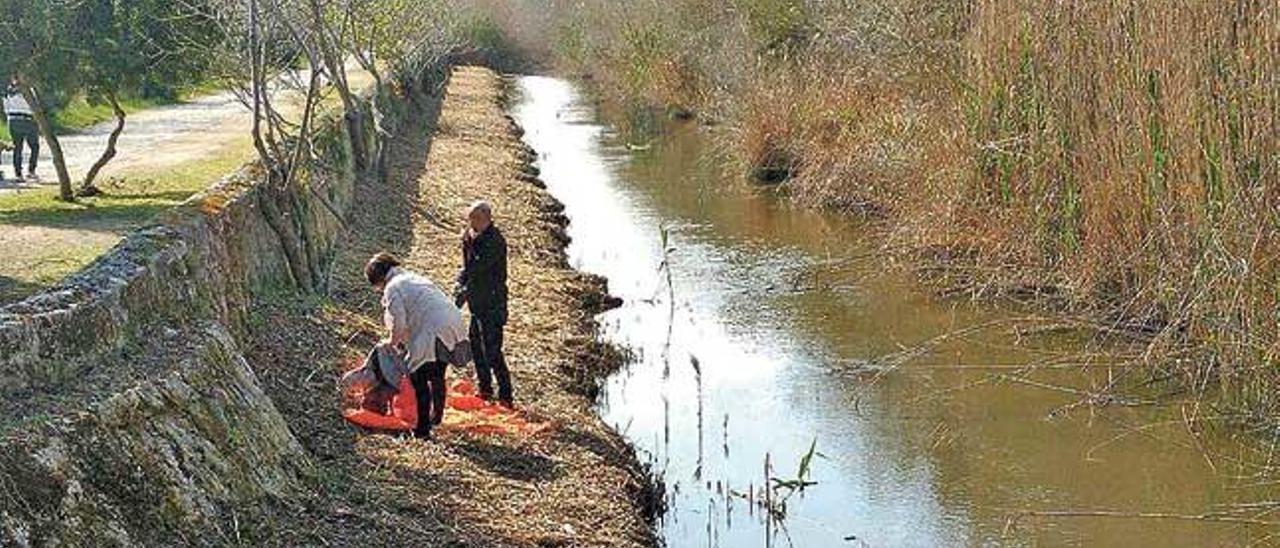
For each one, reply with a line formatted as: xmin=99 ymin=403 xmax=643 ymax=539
xmin=0 ymin=75 xmax=436 ymax=546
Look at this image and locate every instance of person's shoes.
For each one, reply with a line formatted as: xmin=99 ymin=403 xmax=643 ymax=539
xmin=498 ymin=398 xmax=515 ymax=410
xmin=412 ymin=428 xmax=432 ymax=440
xmin=478 ymin=391 xmax=495 ymax=402
xmin=24 ymin=172 xmax=38 ymax=183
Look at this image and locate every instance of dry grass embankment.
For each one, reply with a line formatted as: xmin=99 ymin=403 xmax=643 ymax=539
xmin=244 ymin=66 xmax=658 ymax=547
xmin=489 ymin=0 xmax=1280 ymax=420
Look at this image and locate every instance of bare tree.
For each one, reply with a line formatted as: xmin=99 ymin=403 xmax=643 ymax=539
xmin=172 ymin=0 xmax=464 ymax=292
xmin=342 ymin=0 xmax=465 ymax=175
xmin=1 ymin=0 xmax=212 ymax=200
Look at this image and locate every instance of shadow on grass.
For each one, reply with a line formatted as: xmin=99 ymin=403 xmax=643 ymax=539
xmin=0 ymin=190 xmax=196 ymax=233
xmin=325 ymin=90 xmax=441 ymax=311
xmin=239 ymin=90 xmax=482 ymax=545
xmin=0 ymin=274 xmax=47 ymax=305
xmin=553 ymin=424 xmax=628 ymax=462
xmin=453 ymin=436 xmax=562 ymax=483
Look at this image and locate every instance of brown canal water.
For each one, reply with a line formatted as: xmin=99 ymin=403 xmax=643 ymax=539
xmin=511 ymin=76 xmax=1280 ymax=547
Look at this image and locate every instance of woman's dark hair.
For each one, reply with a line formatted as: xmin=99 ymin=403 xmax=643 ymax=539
xmin=365 ymin=252 xmax=402 ymax=286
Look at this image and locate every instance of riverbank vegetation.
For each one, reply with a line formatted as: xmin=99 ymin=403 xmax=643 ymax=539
xmin=481 ymin=1 xmax=1280 ymax=421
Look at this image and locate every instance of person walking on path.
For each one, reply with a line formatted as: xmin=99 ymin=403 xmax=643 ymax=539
xmin=455 ymin=200 xmax=513 ymax=406
xmin=366 ymin=252 xmax=469 ymax=439
xmin=3 ymin=77 xmax=39 ymax=181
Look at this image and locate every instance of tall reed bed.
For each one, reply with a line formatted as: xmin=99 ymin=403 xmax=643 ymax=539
xmin=961 ymin=1 xmax=1280 ymax=418
xmin=495 ymin=0 xmax=1280 ymax=417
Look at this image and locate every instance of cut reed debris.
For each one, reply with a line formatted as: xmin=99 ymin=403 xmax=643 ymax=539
xmin=243 ymin=66 xmax=659 ymax=546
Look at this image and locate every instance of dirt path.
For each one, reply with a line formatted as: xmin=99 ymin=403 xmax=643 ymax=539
xmin=0 ymin=68 xmax=372 ymax=304
xmin=243 ymin=66 xmax=658 ymax=546
xmin=0 ymin=92 xmax=249 ymax=193
xmin=0 ymin=93 xmax=255 ymax=301
xmin=2 ymin=67 xmax=374 ymax=193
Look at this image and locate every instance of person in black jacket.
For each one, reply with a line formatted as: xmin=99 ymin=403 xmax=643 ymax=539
xmin=455 ymin=201 xmax=513 ymax=406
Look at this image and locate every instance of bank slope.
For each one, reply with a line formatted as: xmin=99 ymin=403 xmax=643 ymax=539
xmin=245 ymin=66 xmax=660 ymax=547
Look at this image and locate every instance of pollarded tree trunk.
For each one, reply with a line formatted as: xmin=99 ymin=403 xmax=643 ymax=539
xmin=345 ymin=107 xmax=368 ymax=171
xmin=243 ymin=0 xmax=308 ymax=292
xmin=19 ymin=84 xmax=73 ymax=201
xmin=304 ymin=0 xmax=366 ymax=172
xmin=290 ymin=188 xmax=324 ymax=290
xmin=257 ymin=180 xmax=315 ymax=293
xmin=79 ymin=90 xmax=126 ymax=197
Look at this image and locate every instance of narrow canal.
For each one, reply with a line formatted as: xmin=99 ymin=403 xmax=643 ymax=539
xmin=511 ymin=75 xmax=1277 ymax=547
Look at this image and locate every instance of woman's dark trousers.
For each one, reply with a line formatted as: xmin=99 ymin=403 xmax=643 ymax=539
xmin=410 ymin=360 xmax=447 ymax=437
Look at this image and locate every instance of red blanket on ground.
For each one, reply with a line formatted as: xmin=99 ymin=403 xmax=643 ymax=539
xmin=343 ymin=377 xmax=418 ymax=431
xmin=439 ymin=379 xmax=553 ymax=436
xmin=342 ymin=376 xmax=551 ymax=436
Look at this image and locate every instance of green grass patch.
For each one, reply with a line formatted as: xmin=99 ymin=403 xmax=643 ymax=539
xmin=0 ymin=139 xmax=253 ymax=304
xmin=0 ymin=243 xmax=108 ymax=303
xmin=0 ymin=141 xmax=249 ymax=228
xmin=49 ymin=95 xmax=168 ymax=133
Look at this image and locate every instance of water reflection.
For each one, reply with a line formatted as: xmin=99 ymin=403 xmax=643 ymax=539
xmin=511 ymin=75 xmax=1277 ymax=547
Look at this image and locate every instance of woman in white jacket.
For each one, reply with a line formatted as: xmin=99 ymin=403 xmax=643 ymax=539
xmin=365 ymin=252 xmax=468 ymax=438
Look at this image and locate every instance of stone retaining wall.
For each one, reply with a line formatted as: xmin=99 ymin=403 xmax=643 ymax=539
xmin=0 ymin=123 xmax=354 ymax=393
xmin=0 ymin=72 xmax=444 ymax=546
xmin=0 ymin=324 xmax=307 ymax=545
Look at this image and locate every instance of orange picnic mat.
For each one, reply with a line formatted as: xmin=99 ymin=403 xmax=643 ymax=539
xmin=343 ymin=377 xmax=418 ymax=431
xmin=439 ymin=379 xmax=553 ymax=437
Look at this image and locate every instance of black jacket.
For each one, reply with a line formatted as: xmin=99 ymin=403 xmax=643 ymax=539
xmin=457 ymin=224 xmax=508 ymax=323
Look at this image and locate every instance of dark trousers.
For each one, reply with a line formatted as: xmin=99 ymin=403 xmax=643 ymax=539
xmin=470 ymin=313 xmax=512 ymax=402
xmin=410 ymin=360 xmax=447 ymax=436
xmin=8 ymin=117 xmax=38 ymax=176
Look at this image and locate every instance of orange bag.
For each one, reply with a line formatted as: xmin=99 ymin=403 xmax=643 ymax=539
xmin=343 ymin=377 xmax=418 ymax=431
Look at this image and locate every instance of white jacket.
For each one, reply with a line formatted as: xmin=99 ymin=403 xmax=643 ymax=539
xmin=3 ymin=92 xmax=32 ymax=117
xmin=381 ymin=267 xmax=468 ymax=370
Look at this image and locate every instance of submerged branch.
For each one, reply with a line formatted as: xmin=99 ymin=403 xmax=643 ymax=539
xmin=1014 ymin=509 xmax=1280 ymax=527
